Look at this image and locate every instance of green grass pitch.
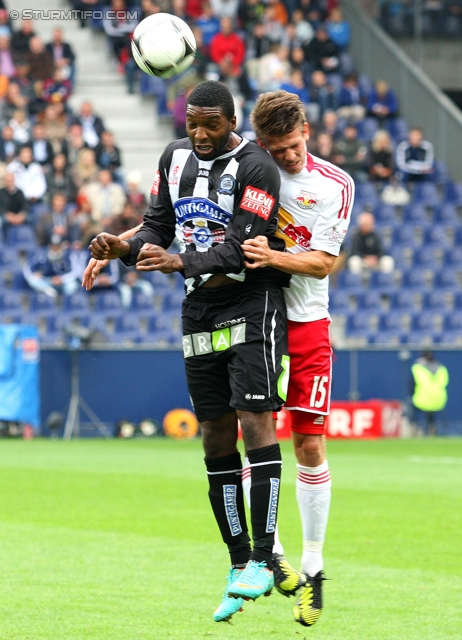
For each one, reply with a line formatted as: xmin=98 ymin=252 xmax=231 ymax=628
xmin=0 ymin=437 xmax=461 ymax=640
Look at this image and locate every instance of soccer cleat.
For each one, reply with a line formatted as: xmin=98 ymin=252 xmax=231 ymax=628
xmin=228 ymin=560 xmax=274 ymax=600
xmin=293 ymin=571 xmax=326 ymax=627
xmin=272 ymin=553 xmax=307 ymax=597
xmin=213 ymin=567 xmax=244 ymax=622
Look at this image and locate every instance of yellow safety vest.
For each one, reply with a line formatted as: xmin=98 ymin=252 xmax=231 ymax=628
xmin=412 ymin=363 xmax=449 ymax=412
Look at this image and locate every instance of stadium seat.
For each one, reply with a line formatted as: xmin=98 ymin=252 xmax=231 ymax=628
xmin=422 ymin=290 xmax=451 ymax=311
xmin=374 ymin=203 xmax=397 ymax=227
xmin=63 ymin=291 xmax=91 ymax=313
xmin=369 ymin=270 xmax=396 ymax=294
xmin=94 ymin=290 xmax=123 ymax=312
xmin=388 ymin=245 xmax=410 ymax=270
xmin=433 ymin=161 xmax=451 ymax=186
xmin=130 ymin=290 xmax=155 ymax=313
xmin=108 ymin=331 xmax=144 ymax=345
xmin=345 ymin=312 xmax=373 ymax=339
xmin=389 ymin=290 xmax=416 ymax=311
xmin=400 ymin=330 xmax=436 ymax=346
xmin=354 ymin=181 xmax=379 ymax=207
xmin=401 ymin=269 xmax=428 ymax=291
xmin=392 ymin=225 xmax=419 ymax=247
xmin=145 ymin=329 xmax=181 ymax=346
xmin=411 ymin=182 xmax=441 ymax=207
xmin=10 ymin=271 xmax=30 ymax=291
xmin=328 ymin=290 xmax=352 ymax=315
xmin=422 ymin=225 xmax=449 ymax=248
xmin=356 ymin=118 xmax=379 ymax=142
xmin=335 ymin=270 xmax=363 ymax=293
xmin=0 ymin=291 xmax=24 ymax=312
xmin=443 ymin=181 xmax=462 ymax=205
xmin=434 ymin=330 xmax=462 ymax=345
xmin=368 ymin=331 xmax=401 ymax=345
xmin=433 ymin=269 xmax=459 ymax=291
xmin=410 ymin=311 xmax=436 ymax=333
xmin=385 ymin=117 xmax=408 ymax=142
xmin=433 ymin=203 xmax=459 ymax=226
xmin=29 ymin=292 xmax=58 ymax=316
xmin=442 ymin=311 xmax=462 ymax=332
xmin=402 ymin=203 xmax=429 ymax=226
xmin=453 ymin=292 xmax=462 ymax=310
xmin=378 ymin=311 xmax=406 ymax=333
xmin=0 ymin=247 xmax=20 ymax=270
xmin=356 ymin=290 xmax=383 ymax=312
xmin=115 ymin=315 xmax=142 ymax=333
xmin=412 ymin=246 xmax=440 ymax=270
xmin=442 ymin=247 xmax=462 ymax=270
xmin=5 ymin=225 xmax=38 ymax=249
xmin=161 ymin=289 xmax=185 ymax=312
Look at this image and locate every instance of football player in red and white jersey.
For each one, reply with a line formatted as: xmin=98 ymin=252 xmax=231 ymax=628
xmin=242 ymin=90 xmax=354 ymax=628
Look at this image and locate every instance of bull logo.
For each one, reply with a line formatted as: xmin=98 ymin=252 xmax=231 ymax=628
xmin=296 ymin=190 xmax=317 ymax=210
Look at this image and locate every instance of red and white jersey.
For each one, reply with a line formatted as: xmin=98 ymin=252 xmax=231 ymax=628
xmin=277 ymin=153 xmax=354 ymax=322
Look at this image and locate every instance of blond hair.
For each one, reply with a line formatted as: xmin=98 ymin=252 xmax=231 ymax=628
xmin=251 ymin=90 xmax=306 ymax=142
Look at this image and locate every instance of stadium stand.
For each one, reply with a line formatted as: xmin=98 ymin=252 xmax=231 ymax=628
xmin=0 ymin=0 xmax=460 ymax=349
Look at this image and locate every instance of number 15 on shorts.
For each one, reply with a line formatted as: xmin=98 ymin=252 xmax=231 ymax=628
xmin=310 ymin=375 xmax=329 ymax=409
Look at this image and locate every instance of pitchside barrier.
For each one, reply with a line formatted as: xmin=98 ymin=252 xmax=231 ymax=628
xmin=33 ymin=347 xmax=461 ymax=437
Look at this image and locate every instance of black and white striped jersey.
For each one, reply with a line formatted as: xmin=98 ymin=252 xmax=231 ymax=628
xmin=122 ymin=136 xmax=289 ymax=294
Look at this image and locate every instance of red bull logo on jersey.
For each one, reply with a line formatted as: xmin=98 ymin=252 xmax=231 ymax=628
xmin=240 ymin=186 xmax=275 ymax=220
xmin=151 ymin=171 xmax=160 ymax=195
xmin=296 ymin=190 xmax=317 ymax=210
xmin=283 ymin=223 xmax=312 ymax=249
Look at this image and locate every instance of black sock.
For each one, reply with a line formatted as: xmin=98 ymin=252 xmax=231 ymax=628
xmin=205 ymin=452 xmax=251 ymax=567
xmin=247 ymin=443 xmax=282 ymax=570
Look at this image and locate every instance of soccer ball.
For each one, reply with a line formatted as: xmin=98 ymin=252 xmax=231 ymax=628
xmin=131 ymin=13 xmax=196 ymax=79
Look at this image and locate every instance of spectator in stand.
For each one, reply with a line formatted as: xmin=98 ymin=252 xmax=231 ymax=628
xmin=72 ymin=148 xmax=100 ymax=191
xmin=26 ymin=36 xmax=54 ymax=82
xmin=82 ymin=168 xmax=126 ymax=225
xmin=309 ymin=70 xmax=338 ymax=119
xmin=102 ymin=0 xmax=139 ymax=63
xmin=280 ymin=68 xmax=310 ymax=105
xmin=0 ymin=125 xmax=20 ymax=164
xmin=41 ymin=67 xmax=73 ymax=106
xmin=337 ymin=72 xmax=366 ymax=122
xmin=254 ymin=43 xmax=291 ymax=92
xmin=304 ymin=25 xmax=340 ymax=75
xmin=46 ymin=28 xmax=76 ymax=86
xmin=210 ymin=0 xmax=239 ymax=19
xmin=71 ymin=101 xmax=105 ymax=149
xmin=0 ymin=83 xmax=29 ymax=123
xmin=292 ymin=9 xmax=315 ymax=45
xmin=298 ymin=0 xmax=323 ymax=26
xmin=0 ymin=35 xmax=16 ymax=78
xmin=119 ymin=268 xmax=155 ymax=309
xmin=40 ymin=104 xmax=69 ymax=154
xmin=106 ymin=200 xmax=143 ymax=236
xmin=23 ymin=238 xmax=80 ymax=298
xmin=311 ymin=131 xmax=336 ymax=163
xmin=71 ymin=0 xmax=104 ymax=28
xmin=245 ymin=21 xmax=272 ymax=61
xmin=319 ymin=109 xmax=342 ymax=141
xmin=266 ymin=0 xmax=289 ymax=25
xmin=209 ymin=18 xmax=246 ymax=75
xmin=46 ymin=152 xmax=77 ymax=203
xmin=7 ymin=145 xmax=47 ymax=207
xmin=172 ymin=0 xmax=188 ymax=22
xmin=10 ymin=60 xmax=39 ymax=115
xmin=170 ymin=85 xmax=193 ymax=139
xmin=238 ymin=0 xmax=266 ymax=28
xmin=11 ymin=19 xmax=35 ymax=62
xmin=94 ymin=130 xmax=123 ymax=183
xmin=0 ymin=9 xmax=12 ymax=39
xmin=0 ymin=172 xmax=28 ymax=239
xmin=196 ymin=3 xmax=221 ymax=49
xmin=367 ymin=79 xmax=399 ymax=123
xmin=326 ymin=8 xmax=351 ymax=52
xmin=333 ymin=123 xmax=368 ymax=182
xmin=36 ymin=192 xmax=79 ymax=246
xmin=368 ymin=129 xmax=394 ymax=183
xmin=125 ymin=170 xmax=147 ymax=215
xmin=9 ymin=110 xmax=32 ymax=145
xmin=262 ymin=4 xmax=286 ymax=43
xmin=396 ymin=127 xmax=434 ymax=183
xmin=347 ymin=211 xmax=394 ymax=276
xmin=31 ymin=123 xmax=54 ymax=168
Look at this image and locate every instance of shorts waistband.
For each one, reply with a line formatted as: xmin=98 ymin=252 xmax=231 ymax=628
xmin=186 ymin=280 xmax=270 ymax=303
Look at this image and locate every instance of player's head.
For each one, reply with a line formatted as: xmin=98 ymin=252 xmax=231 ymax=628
xmin=251 ymin=90 xmax=309 ymax=175
xmin=186 ymin=81 xmax=236 ymax=160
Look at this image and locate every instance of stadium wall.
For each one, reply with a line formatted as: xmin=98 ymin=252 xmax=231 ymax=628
xmin=343 ymin=0 xmax=462 ymax=182
xmin=40 ymin=348 xmax=462 ymax=435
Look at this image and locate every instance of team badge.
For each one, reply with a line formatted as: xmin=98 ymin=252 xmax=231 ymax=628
xmin=218 ymin=174 xmax=236 ymax=195
xmin=324 ymin=226 xmax=347 ymax=243
xmin=296 ymin=190 xmax=317 ymax=210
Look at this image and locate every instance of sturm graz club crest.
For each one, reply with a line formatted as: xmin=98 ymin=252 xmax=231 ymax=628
xmin=218 ymin=174 xmax=236 ymax=195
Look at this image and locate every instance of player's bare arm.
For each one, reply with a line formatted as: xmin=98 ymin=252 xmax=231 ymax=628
xmin=136 ymin=244 xmax=184 ymax=273
xmin=82 ymin=224 xmax=143 ymax=290
xmin=242 ymin=236 xmax=336 ymax=279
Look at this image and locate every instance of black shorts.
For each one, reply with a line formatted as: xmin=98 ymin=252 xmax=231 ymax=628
xmin=182 ymin=283 xmax=289 ymax=423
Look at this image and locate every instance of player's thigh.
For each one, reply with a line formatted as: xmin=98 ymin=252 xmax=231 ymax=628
xmin=286 ymin=318 xmax=332 ymax=415
xmin=228 ymin=287 xmax=288 ymax=414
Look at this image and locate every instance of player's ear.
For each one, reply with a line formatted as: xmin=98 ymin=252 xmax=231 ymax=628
xmin=256 ymin=138 xmax=266 ymax=149
xmin=229 ymin=115 xmax=237 ymax=131
xmin=303 ymin=122 xmax=310 ymax=141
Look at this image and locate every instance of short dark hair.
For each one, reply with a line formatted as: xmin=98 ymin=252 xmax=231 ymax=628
xmin=187 ymin=81 xmax=235 ymax=120
xmin=251 ymin=90 xmax=306 ymax=142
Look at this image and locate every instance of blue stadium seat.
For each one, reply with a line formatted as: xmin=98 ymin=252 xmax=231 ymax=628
xmin=422 ymin=290 xmax=451 ymax=311
xmin=392 ymin=225 xmax=419 ymax=247
xmin=412 ymin=246 xmax=440 ymax=269
xmin=433 ymin=203 xmax=459 ymax=226
xmin=130 ymin=290 xmax=155 ymax=313
xmin=388 ymin=246 xmax=409 ymax=270
xmin=435 ymin=330 xmax=462 ymax=345
xmin=345 ymin=312 xmax=373 ymax=339
xmin=442 ymin=247 xmax=462 ymax=270
xmin=94 ymin=290 xmax=123 ymax=312
xmin=433 ymin=161 xmax=451 ymax=186
xmin=356 ymin=290 xmax=383 ymax=312
xmin=411 ymin=182 xmax=441 ymax=207
xmin=410 ymin=311 xmax=436 ymax=333
xmin=161 ymin=289 xmax=185 ymax=312
xmin=10 ymin=271 xmax=30 ymax=291
xmin=422 ymin=225 xmax=449 ymax=248
xmin=354 ymin=181 xmax=379 ymax=207
xmin=386 ymin=117 xmax=408 ymax=142
xmin=108 ymin=331 xmax=144 ymax=345
xmin=400 ymin=331 xmax=436 ymax=346
xmin=378 ymin=311 xmax=406 ymax=333
xmin=369 ymin=270 xmax=396 ymax=294
xmin=356 ymin=118 xmax=379 ymax=142
xmin=29 ymin=292 xmax=58 ymax=316
xmin=0 ymin=291 xmax=23 ymax=312
xmin=5 ymin=225 xmax=38 ymax=249
xmin=115 ymin=315 xmax=142 ymax=333
xmin=433 ymin=269 xmax=459 ymax=291
xmin=145 ymin=329 xmax=182 ymax=346
xmin=374 ymin=203 xmax=397 ymax=227
xmin=402 ymin=203 xmax=428 ymax=226
xmin=335 ymin=270 xmax=363 ymax=292
xmin=442 ymin=311 xmax=462 ymax=332
xmin=0 ymin=247 xmax=20 ymax=270
xmin=401 ymin=269 xmax=428 ymax=291
xmin=389 ymin=290 xmax=416 ymax=311
xmin=368 ymin=332 xmax=401 ymax=345
xmin=443 ymin=181 xmax=462 ymax=205
xmin=329 ymin=290 xmax=351 ymax=314
xmin=63 ymin=291 xmax=91 ymax=313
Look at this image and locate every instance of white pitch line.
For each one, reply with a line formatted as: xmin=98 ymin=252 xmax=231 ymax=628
xmin=409 ymin=455 xmax=462 ymax=465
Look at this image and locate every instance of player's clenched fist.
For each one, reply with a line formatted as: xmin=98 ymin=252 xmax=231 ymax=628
xmin=89 ymin=233 xmax=130 ymax=261
xmin=136 ymin=244 xmax=184 ymax=273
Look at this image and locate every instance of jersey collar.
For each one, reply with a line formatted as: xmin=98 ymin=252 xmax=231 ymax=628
xmin=305 ymin=152 xmax=314 ymax=172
